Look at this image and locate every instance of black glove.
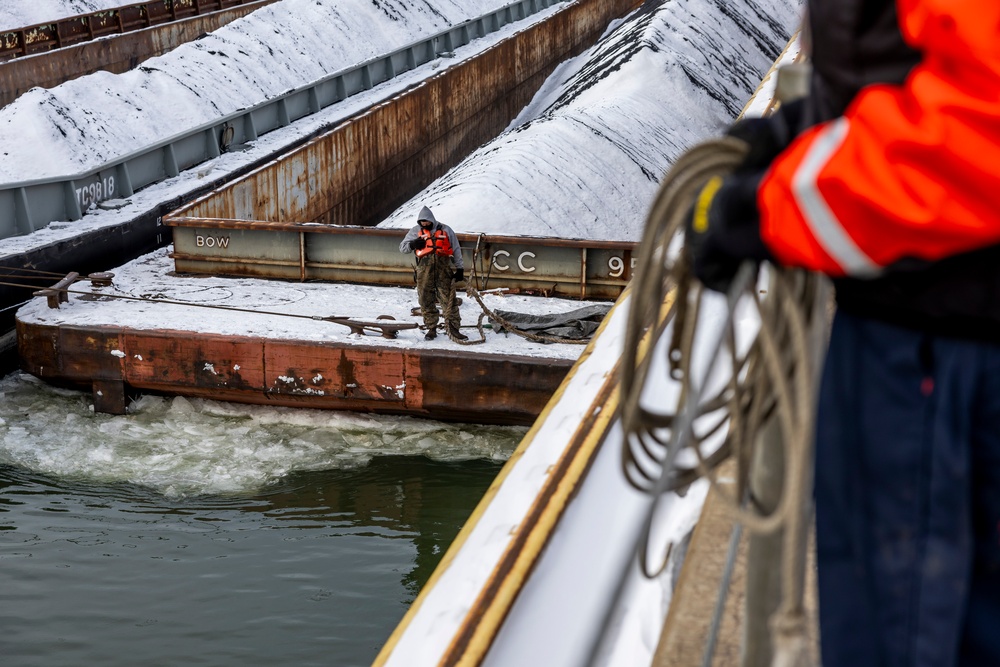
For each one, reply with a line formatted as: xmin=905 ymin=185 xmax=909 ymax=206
xmin=683 ymin=102 xmax=805 ymax=292
xmin=454 ymin=268 xmax=465 ymax=282
xmin=685 ymin=172 xmax=773 ymax=293
xmin=410 ymin=237 xmax=427 ymax=251
xmin=725 ymin=98 xmax=805 ymax=170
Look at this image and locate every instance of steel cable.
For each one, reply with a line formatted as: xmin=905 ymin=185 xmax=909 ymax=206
xmin=13 ymin=280 xmax=402 ymax=332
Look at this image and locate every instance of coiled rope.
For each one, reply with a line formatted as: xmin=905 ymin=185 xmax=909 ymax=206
xmin=616 ymin=136 xmax=830 ymax=667
xmin=458 ymin=234 xmax=593 ymax=346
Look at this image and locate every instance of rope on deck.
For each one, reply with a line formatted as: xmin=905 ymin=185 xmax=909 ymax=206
xmin=457 ymin=233 xmax=592 ymax=346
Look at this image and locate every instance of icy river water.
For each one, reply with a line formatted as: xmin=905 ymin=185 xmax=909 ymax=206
xmin=0 ymin=372 xmax=523 ymax=666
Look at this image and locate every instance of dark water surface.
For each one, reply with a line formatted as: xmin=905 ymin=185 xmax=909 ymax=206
xmin=0 ymin=374 xmax=517 ymax=667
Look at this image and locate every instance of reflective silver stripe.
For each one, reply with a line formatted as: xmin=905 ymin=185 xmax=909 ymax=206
xmin=792 ymin=118 xmax=882 ymax=276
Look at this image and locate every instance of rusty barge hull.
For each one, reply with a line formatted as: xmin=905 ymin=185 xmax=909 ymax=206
xmin=17 ymin=319 xmax=573 ymax=426
xmin=0 ymin=0 xmax=279 ymax=108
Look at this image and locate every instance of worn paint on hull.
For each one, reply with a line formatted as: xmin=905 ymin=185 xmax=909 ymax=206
xmin=17 ymin=319 xmax=572 ymax=425
xmin=1 ymin=0 xmax=269 ymax=59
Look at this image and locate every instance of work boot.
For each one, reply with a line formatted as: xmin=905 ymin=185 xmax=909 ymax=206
xmin=424 ymin=328 xmax=437 ymax=341
xmin=449 ymin=326 xmax=468 ymax=341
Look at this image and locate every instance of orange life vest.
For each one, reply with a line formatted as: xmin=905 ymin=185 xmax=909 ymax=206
xmin=415 ymin=227 xmax=454 ymax=259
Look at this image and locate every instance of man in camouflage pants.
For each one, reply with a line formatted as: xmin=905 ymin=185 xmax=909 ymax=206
xmin=399 ymin=206 xmax=467 ymax=341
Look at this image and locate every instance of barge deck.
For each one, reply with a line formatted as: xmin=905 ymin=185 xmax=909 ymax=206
xmin=15 ymin=248 xmax=597 ymax=425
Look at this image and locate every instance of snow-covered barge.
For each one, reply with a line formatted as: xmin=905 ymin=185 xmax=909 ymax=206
xmin=15 ymin=245 xmax=618 ymax=424
xmin=0 ymin=0 xmax=640 ymax=369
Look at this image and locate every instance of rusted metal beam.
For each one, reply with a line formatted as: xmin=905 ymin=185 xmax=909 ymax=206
xmin=166 ymin=223 xmax=637 ymax=299
xmin=166 ymin=216 xmax=639 ymax=249
xmin=93 ymin=379 xmax=127 ymax=414
xmin=32 ymin=271 xmax=79 ymax=309
xmin=324 ymin=317 xmax=419 ymax=339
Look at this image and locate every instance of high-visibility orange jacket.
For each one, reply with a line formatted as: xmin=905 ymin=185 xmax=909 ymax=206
xmin=760 ymin=0 xmax=1000 ymax=279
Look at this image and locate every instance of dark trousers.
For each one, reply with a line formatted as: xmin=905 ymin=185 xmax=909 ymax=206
xmin=816 ymin=312 xmax=1000 ymax=667
xmin=416 ymin=254 xmax=459 ymax=331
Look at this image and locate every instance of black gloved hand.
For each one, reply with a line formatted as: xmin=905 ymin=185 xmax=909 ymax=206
xmin=454 ymin=268 xmax=465 ymax=282
xmin=685 ymin=172 xmax=773 ymax=293
xmin=683 ymin=101 xmax=805 ymax=293
xmin=410 ymin=237 xmax=427 ymax=251
xmin=725 ymin=98 xmax=805 ymax=170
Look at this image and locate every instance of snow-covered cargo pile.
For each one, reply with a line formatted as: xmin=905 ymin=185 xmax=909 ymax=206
xmin=0 ymin=0 xmax=528 ymax=182
xmin=380 ymin=0 xmax=798 ymax=242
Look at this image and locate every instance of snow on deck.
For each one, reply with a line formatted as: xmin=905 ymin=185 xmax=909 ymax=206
xmin=17 ymin=246 xmax=595 ymax=361
xmin=0 ymin=1 xmax=557 ymax=260
xmin=1 ymin=0 xmax=797 ymax=260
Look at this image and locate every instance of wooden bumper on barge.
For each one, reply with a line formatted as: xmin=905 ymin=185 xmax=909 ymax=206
xmin=17 ymin=320 xmax=572 ymax=425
